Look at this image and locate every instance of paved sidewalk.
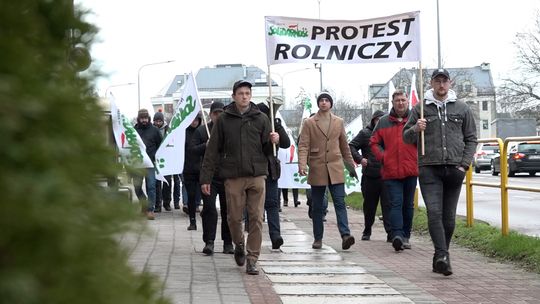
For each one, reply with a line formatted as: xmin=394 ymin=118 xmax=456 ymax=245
xmin=122 ymin=198 xmax=540 ymax=304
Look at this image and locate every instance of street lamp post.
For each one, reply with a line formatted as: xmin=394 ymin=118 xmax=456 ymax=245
xmin=272 ymin=67 xmax=315 ymax=106
xmin=105 ymin=82 xmax=135 ymax=98
xmin=137 ymin=60 xmax=175 ymax=110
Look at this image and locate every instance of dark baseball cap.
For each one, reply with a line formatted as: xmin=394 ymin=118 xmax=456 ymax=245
xmin=209 ymin=101 xmax=224 ymax=113
xmin=431 ymin=68 xmax=450 ymax=79
xmin=232 ymin=80 xmax=252 ymax=94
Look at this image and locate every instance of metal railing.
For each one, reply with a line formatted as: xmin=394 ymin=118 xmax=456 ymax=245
xmin=465 ymin=136 xmax=540 ymax=235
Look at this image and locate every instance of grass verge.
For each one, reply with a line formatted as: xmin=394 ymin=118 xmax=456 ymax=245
xmin=345 ymin=192 xmax=540 ymax=273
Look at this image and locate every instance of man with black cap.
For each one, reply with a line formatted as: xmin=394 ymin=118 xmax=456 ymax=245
xmin=200 ymin=80 xmax=279 ymax=275
xmin=298 ymin=92 xmax=356 ymax=251
xmin=349 ymin=109 xmax=391 ymax=242
xmin=403 ymin=68 xmax=477 ymax=276
xmin=133 ymin=108 xmax=162 ymax=220
xmin=191 ymin=101 xmax=234 ymax=255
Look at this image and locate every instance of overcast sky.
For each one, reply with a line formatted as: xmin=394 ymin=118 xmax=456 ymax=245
xmin=80 ymin=0 xmax=540 ymax=117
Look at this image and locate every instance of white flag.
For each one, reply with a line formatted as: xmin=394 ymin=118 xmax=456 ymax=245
xmin=388 ymin=81 xmax=396 ymax=113
xmin=344 ymin=114 xmax=364 ymax=194
xmin=110 ymin=96 xmax=154 ymax=168
xmin=154 ymin=73 xmax=201 ymax=181
xmin=277 ymin=112 xmax=310 ymax=189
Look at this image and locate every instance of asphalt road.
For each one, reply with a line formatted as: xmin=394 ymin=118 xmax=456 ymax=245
xmin=418 ymin=171 xmax=540 ymax=237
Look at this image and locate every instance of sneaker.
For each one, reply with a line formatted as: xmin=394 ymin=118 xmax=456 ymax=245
xmin=342 ymin=235 xmax=355 ymax=250
xmin=187 ymin=223 xmax=197 ymax=231
xmin=223 ymin=243 xmax=234 ymax=254
xmin=246 ymin=259 xmax=259 ymax=275
xmin=202 ymin=242 xmax=214 ymax=255
xmin=271 ymin=236 xmax=284 ymax=250
xmin=146 ymin=211 xmax=155 ymax=220
xmin=312 ymin=240 xmax=322 ymax=249
xmin=392 ymin=236 xmax=404 ymax=251
xmin=234 ymin=244 xmax=246 ymax=266
xmin=403 ymin=238 xmax=412 ymax=249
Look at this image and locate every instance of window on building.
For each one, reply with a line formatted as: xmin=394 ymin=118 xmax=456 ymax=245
xmin=482 ymin=100 xmax=488 ymax=111
xmin=482 ymin=120 xmax=489 ymax=130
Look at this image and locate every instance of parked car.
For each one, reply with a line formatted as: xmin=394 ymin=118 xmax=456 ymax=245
xmin=473 ymin=143 xmax=500 ymax=173
xmin=491 ymin=142 xmax=540 ymax=176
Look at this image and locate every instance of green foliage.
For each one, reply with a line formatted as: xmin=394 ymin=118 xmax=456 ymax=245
xmin=0 ymin=1 xmax=168 ymax=303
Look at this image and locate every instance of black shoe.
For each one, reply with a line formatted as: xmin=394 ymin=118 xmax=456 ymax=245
xmin=392 ymin=236 xmax=404 ymax=251
xmin=163 ymin=204 xmax=171 ymax=211
xmin=234 ymin=244 xmax=246 ymax=266
xmin=174 ymin=203 xmax=180 ymax=210
xmin=312 ymin=240 xmax=322 ymax=249
xmin=271 ymin=236 xmax=284 ymax=250
xmin=187 ymin=224 xmax=197 ymax=231
xmin=182 ymin=206 xmax=188 ymax=214
xmin=294 ymin=201 xmax=301 ymax=207
xmin=223 ymin=243 xmax=234 ymax=254
xmin=342 ymin=235 xmax=355 ymax=250
xmin=433 ymin=255 xmax=453 ymax=276
xmin=202 ymin=242 xmax=214 ymax=255
xmin=154 ymin=206 xmax=162 ymax=213
xmin=283 ymin=201 xmax=288 ymax=207
xmin=246 ymin=260 xmax=259 ymax=275
xmin=361 ymin=234 xmax=370 ymax=241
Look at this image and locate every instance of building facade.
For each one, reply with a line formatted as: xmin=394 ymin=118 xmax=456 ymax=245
xmin=150 ymin=64 xmax=281 ymax=121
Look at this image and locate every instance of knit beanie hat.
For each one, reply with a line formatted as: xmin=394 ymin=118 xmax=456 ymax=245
xmin=153 ymin=111 xmax=164 ymax=121
xmin=317 ymin=92 xmax=333 ymax=108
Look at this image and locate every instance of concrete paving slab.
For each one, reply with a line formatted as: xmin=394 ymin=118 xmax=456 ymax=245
xmin=273 ymin=284 xmax=401 ymax=295
xmin=266 ymin=274 xmax=384 ymax=284
xmin=258 ymin=253 xmax=343 ymax=262
xmin=262 ymin=265 xmax=367 ymax=274
xmin=280 ymin=295 xmax=414 ymax=304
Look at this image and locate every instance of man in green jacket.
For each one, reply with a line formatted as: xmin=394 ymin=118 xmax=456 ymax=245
xmin=200 ymin=80 xmax=279 ymax=275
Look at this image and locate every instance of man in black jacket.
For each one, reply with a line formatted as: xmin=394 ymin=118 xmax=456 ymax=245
xmin=349 ymin=110 xmax=390 ymax=241
xmin=192 ymin=101 xmax=234 ymax=255
xmin=257 ymin=101 xmax=290 ymax=250
xmin=183 ymin=113 xmax=202 ymax=231
xmin=133 ymin=109 xmax=162 ymax=220
xmin=200 ymin=80 xmax=279 ymax=275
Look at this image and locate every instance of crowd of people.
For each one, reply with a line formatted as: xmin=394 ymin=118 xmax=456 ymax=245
xmin=130 ymin=69 xmax=477 ymax=276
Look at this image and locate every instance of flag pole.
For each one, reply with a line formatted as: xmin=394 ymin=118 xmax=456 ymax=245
xmin=191 ymin=72 xmax=210 ymax=138
xmin=419 ymin=62 xmax=425 ymax=155
xmin=267 ymin=65 xmax=276 ymax=156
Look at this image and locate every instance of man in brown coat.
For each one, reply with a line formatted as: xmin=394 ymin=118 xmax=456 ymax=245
xmin=298 ymin=92 xmax=356 ymax=250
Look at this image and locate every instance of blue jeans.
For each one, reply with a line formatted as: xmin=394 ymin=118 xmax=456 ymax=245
xmin=311 ymin=183 xmax=350 ymax=241
xmin=264 ymin=178 xmax=280 ymax=241
xmin=384 ymin=177 xmax=417 ymax=239
xmin=133 ymin=167 xmax=157 ymax=212
xmin=419 ymin=165 xmax=465 ymax=257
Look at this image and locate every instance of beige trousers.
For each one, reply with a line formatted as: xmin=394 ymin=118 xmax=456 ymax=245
xmin=224 ymin=176 xmax=266 ymax=262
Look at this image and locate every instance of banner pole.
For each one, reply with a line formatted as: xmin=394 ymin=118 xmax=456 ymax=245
xmin=267 ymin=65 xmax=276 ymax=156
xmin=419 ymin=62 xmax=425 ymax=155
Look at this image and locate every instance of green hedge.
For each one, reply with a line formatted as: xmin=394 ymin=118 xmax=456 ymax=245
xmin=0 ymin=1 xmax=168 ymax=303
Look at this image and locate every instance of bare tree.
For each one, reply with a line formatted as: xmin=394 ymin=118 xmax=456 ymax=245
xmin=498 ymin=12 xmax=540 ymax=121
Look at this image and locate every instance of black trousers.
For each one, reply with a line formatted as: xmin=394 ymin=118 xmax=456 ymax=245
xmin=201 ymin=179 xmax=232 ymax=244
xmin=279 ymin=188 xmax=299 ymax=203
xmin=361 ymin=175 xmax=391 ymax=235
xmin=155 ymin=175 xmax=180 ymax=207
xmin=184 ymin=178 xmax=200 ymax=225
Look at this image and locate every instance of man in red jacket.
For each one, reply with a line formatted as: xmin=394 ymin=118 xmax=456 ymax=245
xmin=370 ymin=90 xmax=418 ymax=251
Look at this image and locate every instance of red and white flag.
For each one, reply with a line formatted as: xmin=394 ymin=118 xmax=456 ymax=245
xmin=409 ymin=73 xmax=419 ymax=109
